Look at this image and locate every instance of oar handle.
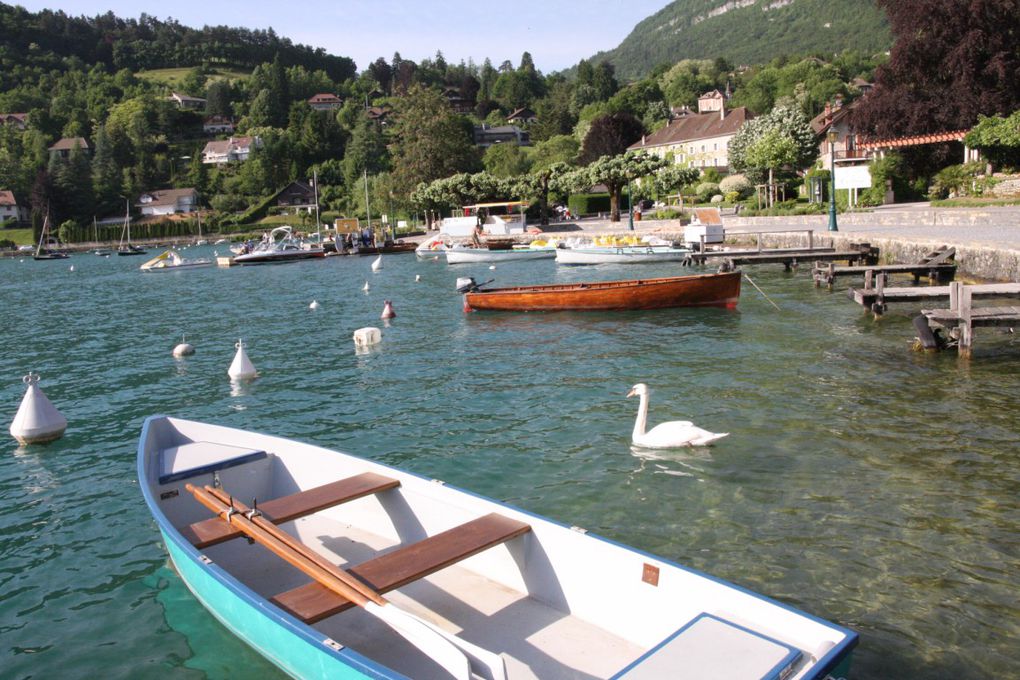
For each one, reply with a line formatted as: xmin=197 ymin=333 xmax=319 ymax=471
xmin=185 ymin=484 xmax=371 ymax=607
xmin=203 ymin=485 xmax=385 ymax=605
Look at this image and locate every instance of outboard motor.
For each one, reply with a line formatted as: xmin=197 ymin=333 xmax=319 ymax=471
xmin=455 ymin=277 xmax=479 ymax=293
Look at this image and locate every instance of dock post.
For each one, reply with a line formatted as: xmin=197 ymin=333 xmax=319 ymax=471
xmin=949 ymin=281 xmax=961 ymax=312
xmin=808 ymin=230 xmax=814 ymax=251
xmin=757 ymin=232 xmax=762 ymax=253
xmin=871 ymin=272 xmax=887 ymax=317
xmin=827 ymin=262 xmax=835 ymax=289
xmin=958 ymin=284 xmax=973 ymax=358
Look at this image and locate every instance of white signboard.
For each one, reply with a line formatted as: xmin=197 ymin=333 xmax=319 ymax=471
xmin=835 ymin=165 xmax=871 ymax=190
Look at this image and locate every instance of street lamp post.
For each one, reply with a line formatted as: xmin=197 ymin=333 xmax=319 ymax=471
xmin=827 ymin=129 xmax=839 ymax=232
xmin=627 ymin=181 xmax=634 ymax=231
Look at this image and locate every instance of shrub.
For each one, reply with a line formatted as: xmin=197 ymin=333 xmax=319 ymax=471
xmin=695 ymin=182 xmax=719 ymax=202
xmin=719 ymin=173 xmax=752 ymax=198
xmin=724 ymin=191 xmax=741 ymax=203
xmin=0 ymin=238 xmax=15 ymax=250
xmin=710 ymin=194 xmax=724 ymax=203
xmin=568 ymin=193 xmax=612 ymax=216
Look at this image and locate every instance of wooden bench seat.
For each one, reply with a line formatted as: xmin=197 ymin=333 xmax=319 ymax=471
xmin=271 ymin=512 xmax=532 ymax=623
xmin=180 ymin=472 xmax=400 ymax=549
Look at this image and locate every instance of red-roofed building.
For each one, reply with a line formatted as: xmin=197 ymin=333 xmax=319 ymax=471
xmin=308 ymin=93 xmax=343 ymax=111
xmin=201 ymin=136 xmax=260 ymax=164
xmin=0 ymin=113 xmax=28 ymax=130
xmin=628 ymin=96 xmax=751 ymax=172
xmin=0 ymin=189 xmax=29 ymax=224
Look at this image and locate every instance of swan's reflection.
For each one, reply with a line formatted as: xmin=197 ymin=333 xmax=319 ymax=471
xmin=629 ymin=445 xmax=714 ymax=480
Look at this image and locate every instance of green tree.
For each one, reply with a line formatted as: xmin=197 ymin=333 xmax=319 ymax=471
xmin=343 ymin=116 xmax=390 ymax=189
xmin=729 ymin=104 xmax=817 ymax=185
xmin=964 ymin=111 xmax=1020 ymax=171
xmin=390 ymin=85 xmax=480 ymax=199
xmin=91 ymin=124 xmax=122 ymax=215
xmin=564 ymin=151 xmax=667 ymax=221
xmin=579 ymin=112 xmax=644 ymax=165
xmin=483 ymin=143 xmax=531 ymax=177
xmin=744 ymin=129 xmax=798 ymax=206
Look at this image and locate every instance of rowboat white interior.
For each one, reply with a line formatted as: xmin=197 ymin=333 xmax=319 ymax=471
xmin=141 ymin=417 xmax=854 ymax=680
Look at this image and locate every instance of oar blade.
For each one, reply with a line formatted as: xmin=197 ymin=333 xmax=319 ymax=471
xmin=368 ymin=602 xmax=471 ymax=680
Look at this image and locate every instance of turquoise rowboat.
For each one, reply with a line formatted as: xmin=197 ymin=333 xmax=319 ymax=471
xmin=138 ymin=416 xmax=857 ymax=679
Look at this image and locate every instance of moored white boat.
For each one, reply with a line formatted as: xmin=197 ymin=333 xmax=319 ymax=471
xmin=445 ymin=242 xmax=557 ymax=264
xmin=556 ymin=244 xmax=693 ymax=265
xmin=415 ymin=233 xmax=448 ymax=259
xmin=139 ymin=415 xmax=857 ymax=680
xmin=140 ymin=249 xmax=213 ymax=272
xmin=233 ymin=226 xmax=324 ymax=265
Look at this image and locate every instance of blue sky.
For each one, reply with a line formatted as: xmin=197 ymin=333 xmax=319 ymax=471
xmin=15 ymin=1 xmax=671 ymax=72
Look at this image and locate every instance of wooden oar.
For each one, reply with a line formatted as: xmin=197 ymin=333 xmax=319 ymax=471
xmin=185 ymin=484 xmax=506 ymax=680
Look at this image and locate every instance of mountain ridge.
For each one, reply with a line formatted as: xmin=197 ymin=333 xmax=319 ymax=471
xmin=587 ymin=0 xmax=890 ymax=80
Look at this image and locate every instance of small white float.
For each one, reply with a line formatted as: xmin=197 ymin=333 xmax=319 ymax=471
xmin=362 ymin=281 xmax=370 ymax=292
xmin=353 ymin=327 xmax=381 ymax=347
xmin=9 ymin=372 xmax=67 ymax=444
xmin=173 ymin=335 xmax=195 ymax=357
xmin=371 ymin=255 xmax=383 ymax=272
xmin=228 ymin=339 xmax=257 ymax=380
xmin=309 ymin=300 xmax=320 ymax=310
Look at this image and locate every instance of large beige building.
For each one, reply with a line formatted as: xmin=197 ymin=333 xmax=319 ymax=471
xmin=628 ymin=91 xmax=751 ymax=172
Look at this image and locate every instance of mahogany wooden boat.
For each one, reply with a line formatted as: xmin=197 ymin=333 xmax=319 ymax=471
xmin=354 ymin=242 xmax=418 ymax=255
xmin=462 ymin=271 xmax=741 ymax=312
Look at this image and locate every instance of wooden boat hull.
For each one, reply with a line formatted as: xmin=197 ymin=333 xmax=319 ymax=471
xmin=353 ymin=243 xmax=418 ymax=255
xmin=446 ymin=247 xmax=556 ymax=264
xmin=138 ymin=416 xmax=856 ymax=680
xmin=464 ymin=271 xmax=741 ymax=312
xmin=556 ymin=246 xmax=693 ymax=265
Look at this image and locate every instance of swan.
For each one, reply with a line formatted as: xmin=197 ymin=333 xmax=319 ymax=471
xmin=371 ymin=254 xmax=383 ymax=271
xmin=627 ymin=383 xmax=727 ymax=448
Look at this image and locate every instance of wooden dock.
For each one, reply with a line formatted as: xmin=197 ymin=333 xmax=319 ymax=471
xmin=813 ymin=246 xmax=956 ymax=288
xmin=694 ymin=242 xmax=878 ymax=271
xmin=916 ymin=281 xmax=1020 ymax=357
xmin=849 ymin=277 xmax=1020 ymax=316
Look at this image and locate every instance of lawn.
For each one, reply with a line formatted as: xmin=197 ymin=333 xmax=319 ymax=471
xmin=136 ymin=66 xmax=250 ymax=88
xmin=1 ymin=228 xmax=36 ymax=246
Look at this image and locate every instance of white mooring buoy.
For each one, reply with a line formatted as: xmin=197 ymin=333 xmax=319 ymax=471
xmin=172 ymin=334 xmax=195 ymax=357
xmin=69 ymin=265 xmax=75 ymax=272
xmin=415 ymin=274 xmax=421 ymax=282
xmin=381 ymin=300 xmax=396 ymax=319
xmin=10 ymin=373 xmax=67 ymax=444
xmin=489 ymin=265 xmax=496 ymax=270
xmin=309 ymin=300 xmax=320 ymax=310
xmin=362 ymin=281 xmax=370 ymax=292
xmin=228 ymin=339 xmax=257 ymax=380
xmin=371 ymin=254 xmax=383 ymax=272
xmin=353 ymin=327 xmax=381 ymax=348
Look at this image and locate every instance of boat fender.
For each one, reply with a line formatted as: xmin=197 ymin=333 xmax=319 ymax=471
xmin=381 ymin=300 xmax=396 ymax=319
xmin=810 ymin=640 xmax=836 ymax=663
xmin=9 ymin=372 xmax=67 ymax=445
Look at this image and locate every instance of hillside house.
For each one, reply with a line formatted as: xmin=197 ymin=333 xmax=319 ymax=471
xmin=169 ymin=92 xmax=207 ymax=111
xmin=366 ymin=106 xmax=391 ymax=125
xmin=0 ymin=190 xmax=29 ymax=224
xmin=201 ymin=136 xmax=260 ymax=164
xmin=0 ymin=113 xmax=28 ymax=130
xmin=473 ymin=124 xmax=530 ymax=148
xmin=308 ymin=94 xmax=343 ymax=111
xmin=507 ymin=107 xmax=537 ymax=125
xmin=274 ymin=180 xmax=316 ymax=211
xmin=628 ymin=93 xmax=751 ymax=171
xmin=48 ymin=137 xmax=90 ymax=159
xmin=135 ymin=188 xmax=199 ymax=216
xmin=203 ymin=116 xmax=236 ymax=134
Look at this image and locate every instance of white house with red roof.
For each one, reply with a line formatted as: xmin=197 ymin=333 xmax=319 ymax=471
xmin=201 ymin=136 xmax=261 ymax=164
xmin=0 ymin=189 xmax=29 ymax=224
xmin=136 ymin=188 xmax=199 ymax=216
xmin=308 ymin=93 xmax=343 ymax=111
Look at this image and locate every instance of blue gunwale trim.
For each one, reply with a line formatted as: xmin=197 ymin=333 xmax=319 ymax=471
xmin=138 ymin=415 xmax=858 ymax=680
xmin=609 ymin=612 xmax=802 ymax=680
xmin=157 ymin=447 xmax=267 ymax=484
xmin=137 ymin=416 xmax=402 ymax=680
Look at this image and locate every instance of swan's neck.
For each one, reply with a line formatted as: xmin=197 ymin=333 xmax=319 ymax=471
xmin=633 ymin=392 xmax=649 ymax=440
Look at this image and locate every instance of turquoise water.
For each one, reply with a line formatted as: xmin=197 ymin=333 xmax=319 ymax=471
xmin=1 ymin=247 xmax=1018 ymax=679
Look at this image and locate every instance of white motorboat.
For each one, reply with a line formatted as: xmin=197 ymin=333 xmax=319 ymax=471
xmin=139 ymin=249 xmax=213 ymax=272
xmin=445 ymin=241 xmax=557 ymax=264
xmin=139 ymin=416 xmax=857 ymax=680
xmin=233 ymin=226 xmax=325 ymax=265
xmin=415 ymin=233 xmax=448 ymax=259
xmin=556 ymin=244 xmax=694 ymax=265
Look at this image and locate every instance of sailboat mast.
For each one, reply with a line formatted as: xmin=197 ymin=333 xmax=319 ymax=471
xmin=313 ymin=170 xmax=321 ymax=242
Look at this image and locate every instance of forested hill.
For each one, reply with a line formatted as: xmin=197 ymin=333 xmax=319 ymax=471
xmin=589 ymin=0 xmax=890 ymax=80
xmin=0 ymin=3 xmax=356 ymax=86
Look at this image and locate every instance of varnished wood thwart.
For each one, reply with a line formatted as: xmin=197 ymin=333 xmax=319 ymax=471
xmin=271 ymin=513 xmax=532 ymax=623
xmin=179 ymin=472 xmax=400 ymax=549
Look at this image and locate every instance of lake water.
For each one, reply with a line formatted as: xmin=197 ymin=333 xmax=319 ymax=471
xmin=1 ymin=246 xmax=1017 ymax=679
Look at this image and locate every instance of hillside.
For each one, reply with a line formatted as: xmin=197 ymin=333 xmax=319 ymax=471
xmin=590 ymin=0 xmax=891 ymax=80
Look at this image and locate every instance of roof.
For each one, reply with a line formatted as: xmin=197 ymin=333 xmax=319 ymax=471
xmin=810 ymin=102 xmax=854 ymax=135
xmin=136 ymin=188 xmax=197 ymax=207
xmin=507 ymin=107 xmax=536 ymax=119
xmin=308 ymin=93 xmax=342 ymax=104
xmin=628 ymin=108 xmax=752 ymax=151
xmin=171 ymin=92 xmax=206 ymax=103
xmin=464 ymin=201 xmax=529 ymax=209
xmin=0 ymin=113 xmax=28 ymax=123
xmin=0 ymin=189 xmax=17 ymax=206
xmin=48 ymin=137 xmax=89 ymax=151
xmin=858 ymin=130 xmax=970 ymax=150
xmin=202 ymin=136 xmax=256 ymax=155
xmin=204 ymin=115 xmax=234 ymax=125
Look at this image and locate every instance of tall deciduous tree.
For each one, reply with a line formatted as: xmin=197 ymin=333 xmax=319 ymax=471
xmin=390 ymin=85 xmax=480 ymax=199
xmin=579 ymin=112 xmax=644 ymax=165
xmin=729 ymin=103 xmax=816 ymax=185
xmin=852 ymin=0 xmax=1020 ymax=138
